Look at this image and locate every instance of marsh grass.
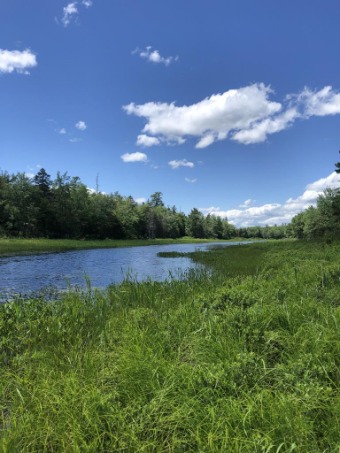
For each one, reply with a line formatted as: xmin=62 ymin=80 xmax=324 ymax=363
xmin=1 ymin=240 xmax=340 ymax=451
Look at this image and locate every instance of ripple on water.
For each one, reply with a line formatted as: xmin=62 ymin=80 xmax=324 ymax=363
xmin=0 ymin=242 xmax=244 ymax=300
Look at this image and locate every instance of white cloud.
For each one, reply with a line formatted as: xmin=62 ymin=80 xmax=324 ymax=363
xmin=134 ymin=197 xmax=147 ymax=204
xmin=305 ymin=172 xmax=340 ymax=191
xmin=123 ymin=83 xmax=281 ymax=148
xmin=75 ymin=120 xmax=87 ymax=131
xmin=232 ymin=107 xmax=299 ymax=145
xmin=59 ymin=128 xmax=67 ymax=135
xmin=61 ymin=1 xmax=92 ymax=27
xmin=136 ymin=134 xmax=160 ymax=147
xmin=293 ymin=86 xmax=340 ymax=117
xmin=168 ymin=159 xmax=194 ymax=169
xmin=69 ymin=137 xmax=82 ymax=143
xmin=82 ymin=0 xmax=93 ymax=7
xmin=202 ymin=206 xmax=221 ymax=214
xmin=0 ymin=49 xmax=37 ymax=74
xmin=121 ymin=152 xmax=148 ymax=163
xmin=25 ymin=166 xmax=42 ymax=179
xmin=239 ymin=199 xmax=255 ymax=208
xmin=62 ymin=2 xmax=78 ymax=26
xmin=87 ymin=187 xmax=106 ymax=195
xmin=123 ymin=84 xmax=340 ymax=148
xmin=196 ymin=134 xmax=216 ymax=149
xmin=134 ymin=46 xmax=177 ymax=66
xmin=199 ymin=172 xmax=340 ymax=227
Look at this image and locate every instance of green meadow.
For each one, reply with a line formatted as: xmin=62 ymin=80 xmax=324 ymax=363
xmin=1 ymin=240 xmax=340 ymax=452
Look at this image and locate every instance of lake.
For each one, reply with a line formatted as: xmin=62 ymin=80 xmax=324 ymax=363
xmin=0 ymin=241 xmax=243 ymax=300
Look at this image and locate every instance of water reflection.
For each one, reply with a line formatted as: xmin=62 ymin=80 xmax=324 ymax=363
xmin=0 ymin=242 xmax=243 ymax=300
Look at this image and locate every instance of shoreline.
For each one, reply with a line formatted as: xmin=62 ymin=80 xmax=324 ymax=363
xmin=0 ymin=237 xmax=255 ymax=258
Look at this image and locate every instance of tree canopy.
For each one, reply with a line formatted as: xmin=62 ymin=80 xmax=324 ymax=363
xmin=1 ymin=157 xmax=339 ymax=241
xmin=0 ymin=169 xmax=238 ymax=240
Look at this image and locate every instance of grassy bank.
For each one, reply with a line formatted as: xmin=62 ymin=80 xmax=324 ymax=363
xmin=0 ymin=237 xmax=236 ymax=258
xmin=1 ymin=241 xmax=339 ymax=451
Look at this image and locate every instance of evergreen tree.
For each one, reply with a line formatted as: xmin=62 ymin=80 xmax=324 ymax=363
xmin=33 ymin=168 xmax=54 ymax=236
xmin=186 ymin=208 xmax=205 ymax=238
xmin=335 ymin=150 xmax=340 ymax=174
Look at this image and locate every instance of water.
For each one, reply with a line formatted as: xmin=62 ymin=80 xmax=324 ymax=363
xmin=0 ymin=242 xmax=243 ymax=300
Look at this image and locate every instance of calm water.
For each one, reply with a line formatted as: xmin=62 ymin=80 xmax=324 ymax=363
xmin=0 ymin=242 xmax=243 ymax=300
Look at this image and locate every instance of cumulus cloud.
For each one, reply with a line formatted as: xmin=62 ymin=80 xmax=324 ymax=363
xmin=0 ymin=49 xmax=37 ymax=74
xmin=239 ymin=199 xmax=255 ymax=208
xmin=196 ymin=134 xmax=216 ymax=149
xmin=136 ymin=134 xmax=160 ymax=147
xmin=59 ymin=128 xmax=67 ymax=135
xmin=200 ymin=172 xmax=340 ymax=227
xmin=168 ymin=159 xmax=194 ymax=169
xmin=293 ymin=86 xmax=340 ymax=117
xmin=121 ymin=152 xmax=148 ymax=163
xmin=75 ymin=120 xmax=87 ymax=131
xmin=305 ymin=172 xmax=340 ymax=191
xmin=134 ymin=46 xmax=177 ymax=66
xmin=232 ymin=107 xmax=299 ymax=145
xmin=123 ymin=83 xmax=340 ymax=148
xmin=124 ymin=84 xmax=281 ymax=148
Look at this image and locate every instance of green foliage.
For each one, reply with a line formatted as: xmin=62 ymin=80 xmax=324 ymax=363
xmin=288 ymin=156 xmax=340 ymax=241
xmin=290 ymin=188 xmax=340 ymax=241
xmin=186 ymin=208 xmax=205 ymax=238
xmin=2 ymin=164 xmax=338 ymax=243
xmin=1 ymin=240 xmax=340 ymax=451
xmin=0 ymin=169 xmax=239 ymax=241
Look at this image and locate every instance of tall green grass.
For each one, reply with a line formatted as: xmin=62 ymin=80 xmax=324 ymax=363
xmin=1 ymin=241 xmax=339 ymax=451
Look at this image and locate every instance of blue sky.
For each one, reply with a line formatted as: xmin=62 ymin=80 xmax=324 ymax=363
xmin=1 ymin=0 xmax=339 ymax=226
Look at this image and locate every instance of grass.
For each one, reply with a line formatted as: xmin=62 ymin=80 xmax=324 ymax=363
xmin=0 ymin=237 xmax=240 ymax=258
xmin=0 ymin=240 xmax=340 ymax=451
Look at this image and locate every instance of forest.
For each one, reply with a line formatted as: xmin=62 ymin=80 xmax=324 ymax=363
xmin=0 ymin=164 xmax=339 ymax=241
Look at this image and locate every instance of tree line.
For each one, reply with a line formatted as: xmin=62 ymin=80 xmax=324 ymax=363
xmin=0 ymin=164 xmax=338 ymax=241
xmin=288 ymin=158 xmax=340 ymax=241
xmin=0 ymin=168 xmax=236 ymax=240
xmin=288 ymin=190 xmax=340 ymax=241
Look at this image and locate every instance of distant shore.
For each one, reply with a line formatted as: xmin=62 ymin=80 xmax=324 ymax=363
xmin=0 ymin=237 xmax=251 ymax=258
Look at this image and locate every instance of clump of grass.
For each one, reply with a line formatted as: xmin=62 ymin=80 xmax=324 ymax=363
xmin=188 ymin=242 xmax=269 ymax=277
xmin=157 ymin=251 xmax=189 ymax=258
xmin=1 ymin=240 xmax=340 ymax=451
